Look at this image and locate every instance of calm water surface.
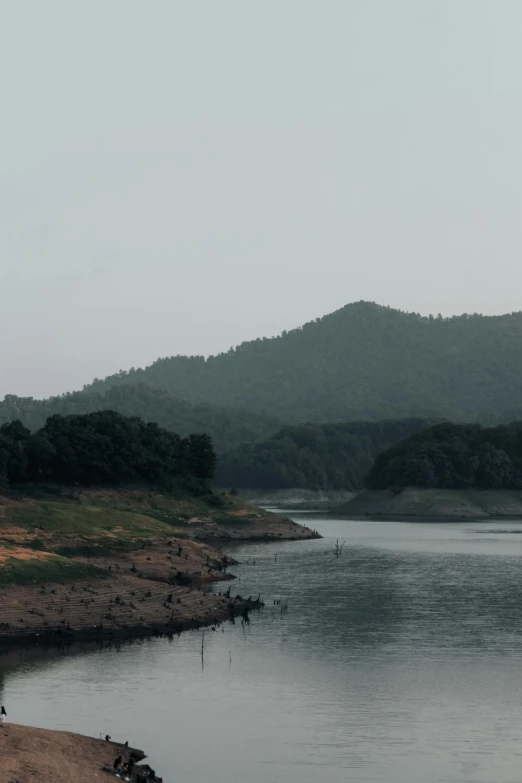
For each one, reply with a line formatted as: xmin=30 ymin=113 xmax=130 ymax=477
xmin=4 ymin=515 xmax=522 ymax=782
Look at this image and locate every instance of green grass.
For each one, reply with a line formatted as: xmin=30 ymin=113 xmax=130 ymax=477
xmin=0 ymin=490 xmax=283 ymax=553
xmin=3 ymin=501 xmax=176 ymax=540
xmin=0 ymin=554 xmax=101 ymax=585
xmin=81 ymin=490 xmax=267 ymax=517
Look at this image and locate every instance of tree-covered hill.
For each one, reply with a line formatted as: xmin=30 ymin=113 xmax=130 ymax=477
xmin=0 ymin=385 xmax=280 ymax=453
xmin=366 ymin=422 xmax=522 ymax=490
xmin=216 ymin=419 xmax=434 ymax=490
xmin=0 ymin=411 xmax=216 ymax=492
xmin=82 ymin=302 xmax=522 ymax=422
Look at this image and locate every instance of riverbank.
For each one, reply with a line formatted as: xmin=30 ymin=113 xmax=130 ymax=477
xmin=0 ymin=571 xmax=260 ymax=645
xmin=0 ymin=488 xmax=317 ymax=644
xmin=231 ymin=487 xmax=355 ymax=510
xmin=337 ymin=487 xmax=522 ymax=518
xmin=0 ymin=486 xmax=320 ymax=541
xmin=0 ymin=530 xmax=260 ymax=644
xmin=0 ymin=722 xmax=157 ymax=782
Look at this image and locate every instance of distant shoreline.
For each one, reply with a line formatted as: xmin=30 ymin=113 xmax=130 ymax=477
xmin=338 ymin=513 xmax=522 ymax=523
xmin=336 ymin=487 xmax=522 ymax=520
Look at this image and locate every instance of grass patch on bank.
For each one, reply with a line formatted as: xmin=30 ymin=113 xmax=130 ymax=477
xmin=0 ymin=549 xmax=102 ymax=585
xmin=0 ymin=488 xmax=287 ymax=550
xmin=2 ymin=501 xmax=176 ymax=540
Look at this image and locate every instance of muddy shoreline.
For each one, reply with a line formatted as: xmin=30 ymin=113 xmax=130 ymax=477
xmin=0 ymin=561 xmax=262 ymax=647
xmin=0 ymin=722 xmax=160 ymax=782
xmin=0 ymin=596 xmax=262 ymax=647
xmin=0 ymin=490 xmax=318 ymax=647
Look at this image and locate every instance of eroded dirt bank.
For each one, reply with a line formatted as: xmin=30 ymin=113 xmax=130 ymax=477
xmin=0 ymin=723 xmax=158 ymax=783
xmin=0 ymin=536 xmax=260 ymax=645
xmin=0 ymin=488 xmax=317 ymax=644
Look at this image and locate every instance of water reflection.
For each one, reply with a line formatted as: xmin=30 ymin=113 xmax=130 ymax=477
xmin=4 ymin=517 xmax=522 ymax=782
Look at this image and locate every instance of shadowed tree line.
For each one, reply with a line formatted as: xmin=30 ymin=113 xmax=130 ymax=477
xmin=0 ymin=411 xmax=216 ymax=492
xmin=366 ymin=422 xmax=522 ymax=490
xmin=216 ymin=419 xmax=435 ymax=490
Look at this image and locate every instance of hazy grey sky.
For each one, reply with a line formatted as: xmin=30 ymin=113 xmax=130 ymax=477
xmin=1 ymin=0 xmax=521 ymax=398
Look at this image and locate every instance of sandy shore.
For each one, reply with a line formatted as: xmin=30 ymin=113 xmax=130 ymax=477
xmin=0 ymin=723 xmax=157 ymax=783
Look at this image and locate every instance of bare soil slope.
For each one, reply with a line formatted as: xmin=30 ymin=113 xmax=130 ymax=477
xmin=0 ymin=723 xmax=151 ymax=783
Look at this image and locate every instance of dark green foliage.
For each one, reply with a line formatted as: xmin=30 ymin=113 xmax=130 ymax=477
xmin=216 ymin=419 xmax=434 ymax=490
xmin=0 ymin=420 xmax=32 ymax=483
xmin=366 ymin=422 xmax=522 ymax=490
xmin=0 ymin=384 xmax=280 ymax=453
xmin=0 ymin=411 xmax=216 ymax=491
xmin=81 ymin=302 xmax=522 ymax=422
xmin=183 ymin=433 xmax=216 ymax=480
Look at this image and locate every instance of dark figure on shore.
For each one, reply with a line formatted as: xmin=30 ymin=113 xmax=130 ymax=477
xmin=113 ymin=754 xmax=123 ymax=770
xmin=0 ymin=706 xmax=6 ymax=724
xmin=128 ymin=756 xmax=135 ymax=775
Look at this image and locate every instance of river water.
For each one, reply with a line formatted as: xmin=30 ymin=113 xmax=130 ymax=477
xmin=4 ymin=514 xmax=522 ymax=782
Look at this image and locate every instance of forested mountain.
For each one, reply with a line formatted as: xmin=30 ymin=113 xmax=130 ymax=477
xmin=0 ymin=411 xmax=215 ymax=491
xmin=216 ymin=419 xmax=434 ymax=490
xmin=82 ymin=302 xmax=522 ymax=422
xmin=366 ymin=422 xmax=522 ymax=490
xmin=0 ymin=385 xmax=280 ymax=453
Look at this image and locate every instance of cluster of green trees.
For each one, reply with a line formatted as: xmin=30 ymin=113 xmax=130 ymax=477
xmin=0 ymin=385 xmax=280 ymax=453
xmin=216 ymin=419 xmax=434 ymax=490
xmin=0 ymin=411 xmax=216 ymax=491
xmin=366 ymin=422 xmax=522 ymax=490
xmin=83 ymin=302 xmax=522 ymax=422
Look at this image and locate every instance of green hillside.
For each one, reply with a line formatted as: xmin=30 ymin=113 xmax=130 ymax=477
xmin=366 ymin=421 xmax=522 ymax=490
xmin=0 ymin=384 xmax=281 ymax=453
xmin=216 ymin=419 xmax=434 ymax=490
xmin=81 ymin=302 xmax=522 ymax=422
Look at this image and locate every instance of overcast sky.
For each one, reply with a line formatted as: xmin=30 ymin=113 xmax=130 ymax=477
xmin=1 ymin=0 xmax=521 ymax=398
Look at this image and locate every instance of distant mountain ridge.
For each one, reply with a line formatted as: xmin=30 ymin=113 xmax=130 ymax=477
xmin=83 ymin=301 xmax=522 ymax=422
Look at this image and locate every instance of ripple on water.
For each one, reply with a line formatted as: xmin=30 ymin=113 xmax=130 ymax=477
xmin=4 ymin=516 xmax=522 ymax=782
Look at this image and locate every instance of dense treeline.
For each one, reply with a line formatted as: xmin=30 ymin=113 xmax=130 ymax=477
xmin=0 ymin=385 xmax=280 ymax=453
xmin=216 ymin=419 xmax=434 ymax=490
xmin=84 ymin=302 xmax=522 ymax=422
xmin=0 ymin=411 xmax=216 ymax=491
xmin=366 ymin=422 xmax=522 ymax=490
